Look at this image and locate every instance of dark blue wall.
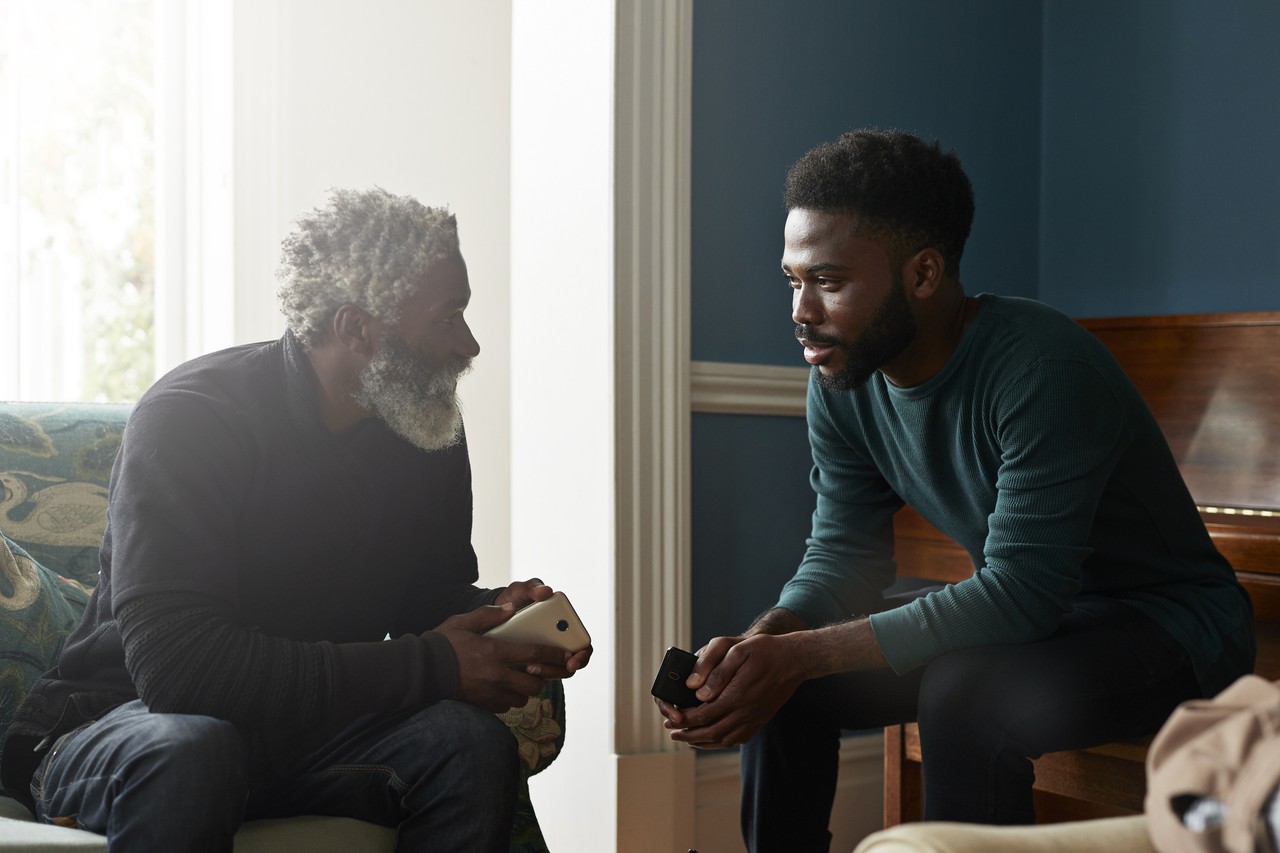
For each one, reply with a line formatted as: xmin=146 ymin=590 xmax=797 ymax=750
xmin=689 ymin=0 xmax=1280 ymax=647
xmin=690 ymin=412 xmax=814 ymax=645
xmin=1040 ymin=0 xmax=1280 ymax=316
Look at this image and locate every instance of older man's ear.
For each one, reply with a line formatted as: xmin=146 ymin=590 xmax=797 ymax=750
xmin=331 ymin=304 xmax=379 ymax=356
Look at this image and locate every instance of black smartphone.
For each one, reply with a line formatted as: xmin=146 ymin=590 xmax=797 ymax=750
xmin=650 ymin=646 xmax=703 ymax=707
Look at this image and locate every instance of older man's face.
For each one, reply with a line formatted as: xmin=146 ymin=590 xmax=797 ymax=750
xmin=354 ymin=257 xmax=479 ymax=451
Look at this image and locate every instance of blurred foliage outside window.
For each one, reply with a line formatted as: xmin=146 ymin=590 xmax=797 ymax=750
xmin=1 ymin=0 xmax=156 ymax=403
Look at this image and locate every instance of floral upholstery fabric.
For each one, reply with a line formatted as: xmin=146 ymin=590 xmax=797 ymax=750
xmin=0 ymin=402 xmax=562 ymax=852
xmin=0 ymin=533 xmax=89 ymax=744
xmin=501 ymin=680 xmax=565 ymax=851
xmin=0 ymin=403 xmax=124 ymax=589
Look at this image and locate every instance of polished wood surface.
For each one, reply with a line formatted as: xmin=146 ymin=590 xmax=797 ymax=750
xmin=1080 ymin=312 xmax=1280 ymax=512
xmin=883 ymin=310 xmax=1280 ymax=827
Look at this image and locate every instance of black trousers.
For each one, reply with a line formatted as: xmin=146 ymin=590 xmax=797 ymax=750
xmin=739 ymin=596 xmax=1203 ymax=852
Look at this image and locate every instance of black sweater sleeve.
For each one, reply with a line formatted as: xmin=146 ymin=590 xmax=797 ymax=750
xmin=119 ymin=591 xmax=459 ymax=729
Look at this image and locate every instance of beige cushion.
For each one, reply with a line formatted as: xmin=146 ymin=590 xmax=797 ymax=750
xmin=0 ymin=797 xmax=396 ymax=852
xmin=853 ymin=815 xmax=1154 ymax=853
xmin=0 ymin=816 xmax=105 ymax=851
xmin=233 ymin=816 xmax=396 ymax=852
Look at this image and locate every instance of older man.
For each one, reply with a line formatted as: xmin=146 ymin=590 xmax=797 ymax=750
xmin=1 ymin=188 xmax=589 ymax=852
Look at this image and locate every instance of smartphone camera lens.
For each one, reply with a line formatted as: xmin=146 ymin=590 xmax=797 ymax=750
xmin=556 ymin=619 xmax=569 ymax=632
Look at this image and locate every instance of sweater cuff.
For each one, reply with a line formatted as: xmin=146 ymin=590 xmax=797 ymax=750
xmin=776 ymin=585 xmax=847 ymax=630
xmin=419 ymin=630 xmax=461 ymax=697
xmin=868 ymin=603 xmax=938 ymax=675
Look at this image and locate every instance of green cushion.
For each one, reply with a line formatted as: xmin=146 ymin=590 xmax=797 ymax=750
xmin=0 ymin=402 xmax=129 ymax=588
xmin=0 ymin=533 xmax=89 ymax=742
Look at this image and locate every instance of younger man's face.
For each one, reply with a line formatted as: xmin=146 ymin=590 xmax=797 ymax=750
xmin=782 ymin=208 xmax=916 ymax=391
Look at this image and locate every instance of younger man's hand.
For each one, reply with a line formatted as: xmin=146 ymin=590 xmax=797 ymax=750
xmin=661 ymin=633 xmax=804 ymax=750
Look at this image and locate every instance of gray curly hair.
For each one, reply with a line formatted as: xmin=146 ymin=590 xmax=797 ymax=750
xmin=277 ymin=187 xmax=460 ymax=349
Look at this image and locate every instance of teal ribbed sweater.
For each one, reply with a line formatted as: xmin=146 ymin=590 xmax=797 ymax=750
xmin=777 ymin=294 xmax=1254 ymax=695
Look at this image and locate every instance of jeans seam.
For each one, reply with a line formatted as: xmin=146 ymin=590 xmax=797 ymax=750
xmin=31 ymin=723 xmax=95 ymax=821
xmin=300 ymin=763 xmax=408 ymax=797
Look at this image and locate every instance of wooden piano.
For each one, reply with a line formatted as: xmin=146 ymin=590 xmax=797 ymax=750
xmin=883 ymin=310 xmax=1280 ymax=826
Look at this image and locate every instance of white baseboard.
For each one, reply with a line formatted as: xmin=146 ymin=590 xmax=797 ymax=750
xmin=691 ymin=732 xmax=885 ymax=853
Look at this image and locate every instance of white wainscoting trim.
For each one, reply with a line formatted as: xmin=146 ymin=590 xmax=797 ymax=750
xmin=611 ymin=1 xmax=697 ymax=849
xmin=613 ymin=0 xmax=693 ymax=757
xmin=690 ymin=360 xmax=810 ymax=417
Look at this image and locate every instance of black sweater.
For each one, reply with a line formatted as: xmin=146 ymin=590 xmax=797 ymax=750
xmin=2 ymin=332 xmax=493 ymax=806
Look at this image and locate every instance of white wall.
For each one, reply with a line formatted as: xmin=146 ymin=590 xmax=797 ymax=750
xmin=230 ymin=0 xmax=513 ymax=588
xmin=510 ymin=2 xmax=619 ymax=847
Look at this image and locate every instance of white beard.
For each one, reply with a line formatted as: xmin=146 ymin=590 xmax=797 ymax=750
xmin=354 ymin=336 xmax=471 ymax=452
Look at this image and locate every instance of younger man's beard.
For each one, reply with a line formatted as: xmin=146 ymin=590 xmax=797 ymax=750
xmin=800 ymin=272 xmax=916 ymax=393
xmin=354 ymin=335 xmax=472 ymax=451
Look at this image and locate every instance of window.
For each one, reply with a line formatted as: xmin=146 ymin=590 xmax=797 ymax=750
xmin=0 ymin=0 xmax=230 ymax=403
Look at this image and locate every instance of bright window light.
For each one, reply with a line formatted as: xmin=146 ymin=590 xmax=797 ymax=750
xmin=1 ymin=0 xmax=157 ymax=403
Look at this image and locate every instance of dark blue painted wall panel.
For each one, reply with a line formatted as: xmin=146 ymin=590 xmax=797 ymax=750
xmin=690 ymin=412 xmax=815 ymax=645
xmin=1040 ymin=1 xmax=1280 ymax=316
xmin=691 ymin=0 xmax=1044 ymax=367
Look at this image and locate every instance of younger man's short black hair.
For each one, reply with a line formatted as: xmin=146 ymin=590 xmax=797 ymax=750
xmin=784 ymin=129 xmax=975 ymax=279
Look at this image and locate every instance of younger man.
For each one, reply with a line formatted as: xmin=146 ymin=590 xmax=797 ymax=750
xmin=657 ymin=130 xmax=1253 ymax=850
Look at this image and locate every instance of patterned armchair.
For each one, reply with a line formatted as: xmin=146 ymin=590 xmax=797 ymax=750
xmin=0 ymin=401 xmax=564 ymax=852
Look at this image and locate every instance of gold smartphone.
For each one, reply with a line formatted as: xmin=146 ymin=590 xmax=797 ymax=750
xmin=484 ymin=591 xmax=591 ymax=653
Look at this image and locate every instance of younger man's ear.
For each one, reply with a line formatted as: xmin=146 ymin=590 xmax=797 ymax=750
xmin=903 ymin=247 xmax=946 ymax=300
xmin=332 ymin=304 xmax=377 ymax=355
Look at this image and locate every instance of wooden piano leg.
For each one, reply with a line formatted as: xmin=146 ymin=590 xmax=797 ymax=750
xmin=883 ymin=723 xmax=923 ymax=826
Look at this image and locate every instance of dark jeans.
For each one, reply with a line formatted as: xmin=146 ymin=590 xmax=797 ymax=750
xmin=740 ymin=596 xmax=1204 ymax=852
xmin=31 ymin=699 xmax=519 ymax=853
